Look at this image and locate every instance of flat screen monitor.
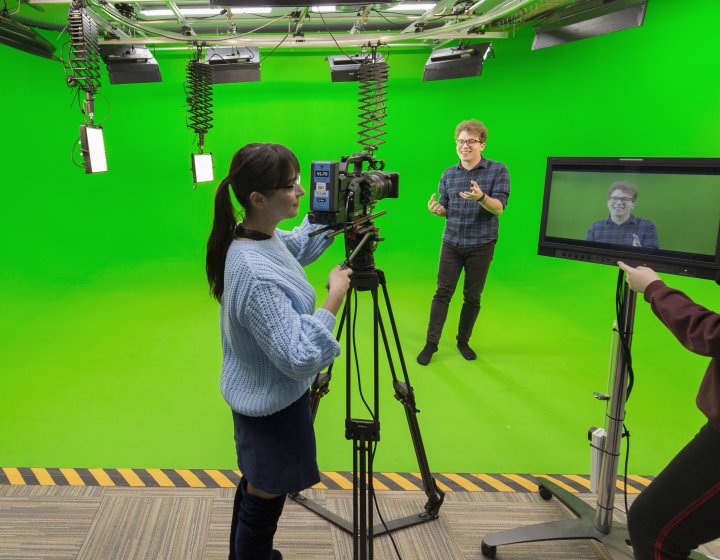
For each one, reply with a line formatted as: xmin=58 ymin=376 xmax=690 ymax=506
xmin=538 ymin=157 xmax=720 ymax=280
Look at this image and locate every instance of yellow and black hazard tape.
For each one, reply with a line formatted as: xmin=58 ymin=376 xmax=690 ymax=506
xmin=0 ymin=468 xmax=654 ymax=493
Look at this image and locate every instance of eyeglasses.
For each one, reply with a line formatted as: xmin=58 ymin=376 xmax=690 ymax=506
xmin=609 ymin=196 xmax=633 ymax=203
xmin=276 ymin=179 xmax=301 ymax=192
xmin=456 ymin=138 xmax=483 ymax=147
xmin=456 ymin=138 xmax=482 ymax=147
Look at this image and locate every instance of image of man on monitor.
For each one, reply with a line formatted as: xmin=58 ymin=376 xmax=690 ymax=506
xmin=586 ymin=181 xmax=659 ymax=248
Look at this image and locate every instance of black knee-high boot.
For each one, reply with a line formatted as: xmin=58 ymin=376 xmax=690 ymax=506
xmin=234 ymin=478 xmax=286 ymax=560
xmin=228 ymin=478 xmax=245 ymax=560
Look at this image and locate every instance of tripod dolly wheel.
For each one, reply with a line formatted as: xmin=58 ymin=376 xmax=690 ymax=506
xmin=538 ymin=484 xmax=553 ymax=501
xmin=481 ymin=541 xmax=497 ymax=558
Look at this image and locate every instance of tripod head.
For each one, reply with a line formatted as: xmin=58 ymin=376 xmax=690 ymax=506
xmin=341 ymin=218 xmax=384 ymax=274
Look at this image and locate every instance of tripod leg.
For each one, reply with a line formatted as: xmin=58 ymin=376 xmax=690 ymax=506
xmin=309 ymin=297 xmax=349 ymax=419
xmin=374 ymin=271 xmax=445 ymax=518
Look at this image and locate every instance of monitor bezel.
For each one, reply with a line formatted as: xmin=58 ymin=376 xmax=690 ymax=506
xmin=537 ymin=157 xmax=720 ymax=281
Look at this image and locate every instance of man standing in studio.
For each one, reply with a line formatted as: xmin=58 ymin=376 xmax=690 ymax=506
xmin=417 ymin=119 xmax=510 ymax=366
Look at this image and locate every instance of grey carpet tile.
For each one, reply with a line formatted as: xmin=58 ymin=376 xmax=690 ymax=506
xmin=76 ymin=494 xmax=212 ymax=560
xmin=1 ymin=485 xmax=719 ymax=559
xmin=0 ymin=495 xmax=100 ymax=560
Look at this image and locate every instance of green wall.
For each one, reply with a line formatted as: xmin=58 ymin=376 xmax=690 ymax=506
xmin=1 ymin=0 xmax=719 ymax=476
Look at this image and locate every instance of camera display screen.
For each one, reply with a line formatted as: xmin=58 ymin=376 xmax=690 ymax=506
xmin=538 ymin=157 xmax=720 ymax=279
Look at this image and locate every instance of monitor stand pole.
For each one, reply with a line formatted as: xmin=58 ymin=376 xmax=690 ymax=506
xmin=480 ymin=282 xmax=710 ymax=560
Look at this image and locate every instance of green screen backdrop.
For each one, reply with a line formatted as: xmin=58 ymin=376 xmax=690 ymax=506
xmin=1 ymin=0 xmax=719 ymax=477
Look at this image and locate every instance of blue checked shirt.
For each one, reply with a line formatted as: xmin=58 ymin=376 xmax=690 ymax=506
xmin=586 ymin=215 xmax=659 ymax=248
xmin=439 ymin=158 xmax=511 ymax=247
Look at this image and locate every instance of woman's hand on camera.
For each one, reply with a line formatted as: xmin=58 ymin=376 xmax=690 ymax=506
xmin=327 ymin=266 xmax=352 ymax=294
xmin=322 ymin=266 xmax=353 ymax=316
xmin=618 ymin=261 xmax=661 ymax=294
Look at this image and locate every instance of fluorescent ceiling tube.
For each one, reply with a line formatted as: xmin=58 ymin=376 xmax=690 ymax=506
xmin=140 ymin=8 xmax=173 ymax=16
xmin=311 ymin=5 xmax=337 ymax=12
xmin=141 ymin=7 xmax=224 ymax=16
xmin=388 ymin=3 xmax=435 ymax=11
xmin=231 ymin=7 xmax=272 ymax=13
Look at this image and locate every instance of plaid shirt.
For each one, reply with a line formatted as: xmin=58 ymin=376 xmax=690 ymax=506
xmin=439 ymin=158 xmax=510 ymax=247
xmin=586 ymin=215 xmax=659 ymax=248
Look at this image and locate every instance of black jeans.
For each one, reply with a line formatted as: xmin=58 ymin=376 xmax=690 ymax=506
xmin=426 ymin=241 xmax=496 ymax=345
xmin=627 ymin=421 xmax=720 ymax=559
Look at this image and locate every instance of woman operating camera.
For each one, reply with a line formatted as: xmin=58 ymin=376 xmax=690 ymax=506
xmin=206 ymin=143 xmax=351 ymax=560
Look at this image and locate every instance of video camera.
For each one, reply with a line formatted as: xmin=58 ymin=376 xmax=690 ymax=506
xmin=308 ymin=152 xmax=399 ymax=227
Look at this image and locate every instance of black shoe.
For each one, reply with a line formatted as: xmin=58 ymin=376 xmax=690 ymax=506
xmin=417 ymin=343 xmax=438 ymax=366
xmin=271 ymin=550 xmax=283 ymax=560
xmin=457 ymin=341 xmax=477 ymax=360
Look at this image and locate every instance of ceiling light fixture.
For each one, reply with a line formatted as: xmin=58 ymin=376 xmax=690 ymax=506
xmin=205 ymin=46 xmax=260 ymax=83
xmin=327 ymin=52 xmax=386 ymax=82
xmin=532 ymin=0 xmax=648 ymax=49
xmin=422 ymin=42 xmax=493 ymax=81
xmin=99 ymin=45 xmax=162 ymax=84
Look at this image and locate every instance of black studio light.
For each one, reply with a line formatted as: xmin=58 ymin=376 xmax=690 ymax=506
xmin=204 ymin=46 xmax=260 ymax=83
xmin=0 ymin=14 xmax=59 ymax=61
xmin=422 ymin=42 xmax=493 ymax=82
xmin=532 ymin=0 xmax=648 ymax=50
xmin=327 ymin=53 xmax=386 ymax=82
xmin=99 ymin=44 xmax=162 ymax=84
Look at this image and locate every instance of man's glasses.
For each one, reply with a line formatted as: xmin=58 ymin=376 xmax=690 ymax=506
xmin=609 ymin=196 xmax=633 ymax=203
xmin=456 ymin=139 xmax=483 ymax=147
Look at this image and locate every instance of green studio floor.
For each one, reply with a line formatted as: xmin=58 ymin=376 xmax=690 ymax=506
xmin=1 ymin=251 xmax=714 ymax=477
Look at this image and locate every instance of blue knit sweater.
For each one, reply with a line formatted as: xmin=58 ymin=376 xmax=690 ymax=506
xmin=219 ymin=216 xmax=340 ymax=416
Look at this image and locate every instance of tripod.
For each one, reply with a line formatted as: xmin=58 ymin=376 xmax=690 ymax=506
xmin=480 ymin=276 xmax=713 ymax=560
xmin=289 ymin=227 xmax=445 ymax=560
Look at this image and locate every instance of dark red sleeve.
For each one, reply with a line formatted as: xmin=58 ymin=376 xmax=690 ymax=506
xmin=644 ymin=280 xmax=720 ymax=358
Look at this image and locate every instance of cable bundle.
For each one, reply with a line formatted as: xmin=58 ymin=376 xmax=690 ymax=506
xmin=67 ymin=1 xmax=101 ymax=94
xmin=357 ymin=60 xmax=388 ymax=154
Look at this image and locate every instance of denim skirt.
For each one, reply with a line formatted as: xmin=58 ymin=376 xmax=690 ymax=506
xmin=232 ymin=390 xmax=321 ymax=494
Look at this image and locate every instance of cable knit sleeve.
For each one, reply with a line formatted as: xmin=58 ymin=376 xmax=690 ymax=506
xmin=240 ymin=280 xmax=341 ymax=381
xmin=276 ymin=215 xmax=333 ymax=266
xmin=644 ymin=280 xmax=720 ymax=358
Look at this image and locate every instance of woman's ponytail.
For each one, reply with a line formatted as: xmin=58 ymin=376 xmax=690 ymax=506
xmin=206 ymin=179 xmax=236 ymax=302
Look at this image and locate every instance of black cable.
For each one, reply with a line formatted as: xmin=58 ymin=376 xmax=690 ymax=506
xmin=622 ymin=423 xmax=631 ymax=516
xmin=370 ymin=442 xmax=404 ymax=560
xmin=369 ymin=8 xmax=407 ymax=25
xmin=615 ymin=269 xmax=635 ymax=517
xmin=70 ymin=135 xmax=85 ymax=169
xmin=190 ymin=9 xmax=228 ymax=21
xmin=317 ymin=11 xmax=354 ymax=59
xmin=259 ymin=32 xmax=290 ymax=63
xmin=615 ymin=270 xmax=635 ymax=401
xmin=90 ymin=91 xmax=110 ymax=125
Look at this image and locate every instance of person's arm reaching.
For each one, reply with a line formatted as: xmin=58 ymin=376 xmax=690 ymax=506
xmin=618 ymin=261 xmax=720 ymax=357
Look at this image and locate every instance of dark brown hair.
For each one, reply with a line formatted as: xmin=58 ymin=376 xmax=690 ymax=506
xmin=205 ymin=143 xmax=299 ymax=302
